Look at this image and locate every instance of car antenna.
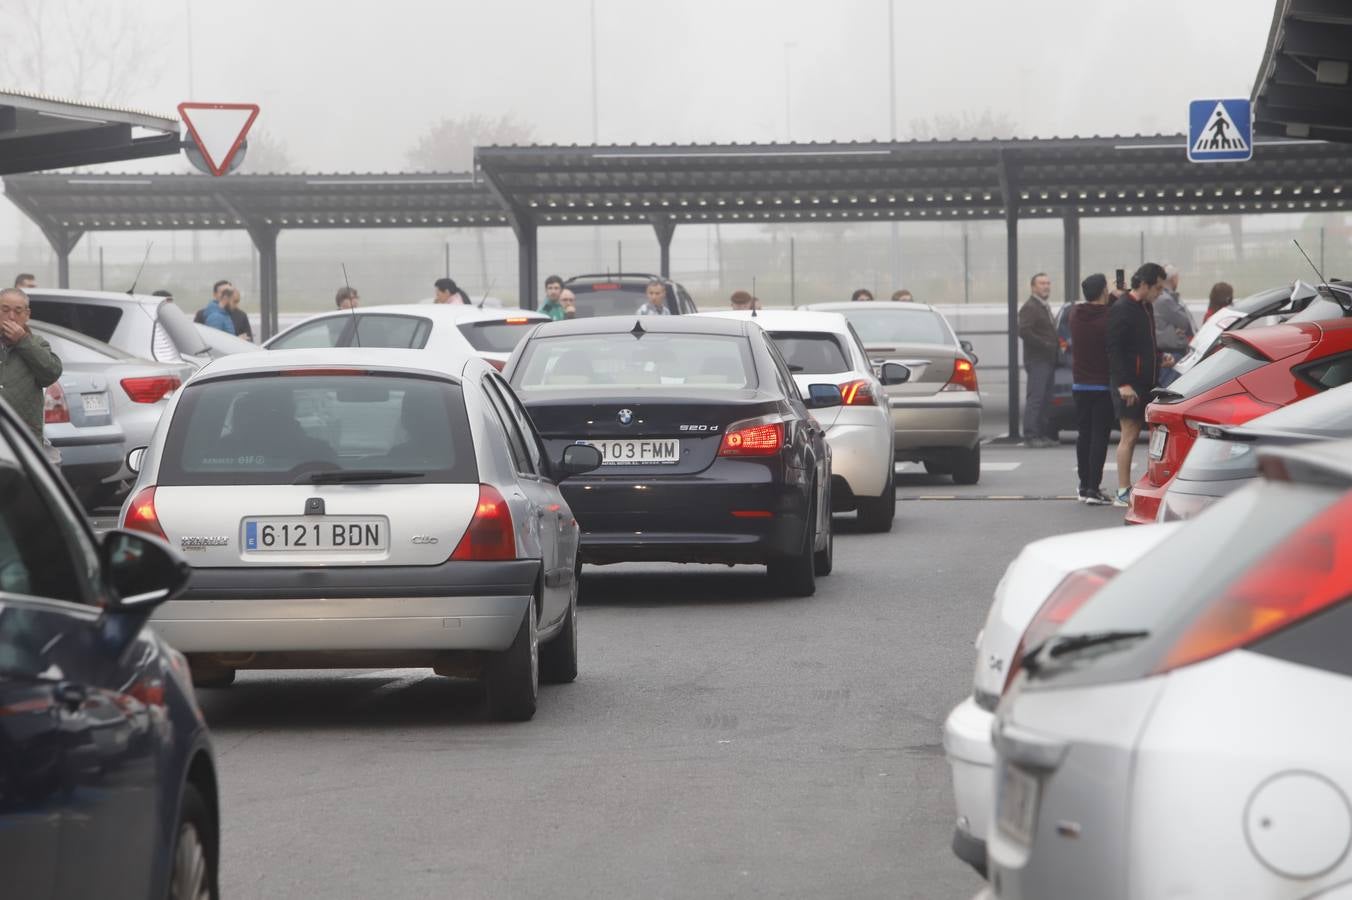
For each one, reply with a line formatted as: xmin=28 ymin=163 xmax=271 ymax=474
xmin=1293 ymin=239 xmax=1329 ymax=287
xmin=127 ymin=241 xmax=154 ymax=295
xmin=477 ymin=278 xmax=495 ymax=309
xmin=342 ymin=263 xmax=360 ymax=347
xmin=751 ymin=275 xmax=758 ymax=318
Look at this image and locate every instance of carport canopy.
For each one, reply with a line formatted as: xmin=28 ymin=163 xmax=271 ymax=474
xmin=1 ymin=171 xmax=504 ymax=337
xmin=0 ymin=90 xmax=180 ymax=176
xmin=1252 ymin=0 xmax=1352 ymax=142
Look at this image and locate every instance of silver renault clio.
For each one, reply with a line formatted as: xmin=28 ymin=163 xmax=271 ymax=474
xmin=119 ymin=347 xmax=601 ymax=721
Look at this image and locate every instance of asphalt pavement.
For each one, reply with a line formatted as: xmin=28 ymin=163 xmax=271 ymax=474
xmin=195 ymin=442 xmax=1129 ymax=900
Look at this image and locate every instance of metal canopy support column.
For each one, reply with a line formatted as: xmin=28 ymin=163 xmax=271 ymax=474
xmin=998 ymin=152 xmax=1021 ymax=442
xmin=245 ymin=223 xmax=280 ymax=340
xmin=516 ymin=222 xmax=539 ymax=310
xmin=1063 ymin=212 xmax=1080 ymax=306
xmin=5 ymin=191 xmax=84 ymax=288
xmin=651 ymin=215 xmax=676 ymax=278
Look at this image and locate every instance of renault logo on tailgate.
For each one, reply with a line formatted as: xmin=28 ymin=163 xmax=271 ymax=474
xmin=617 ymin=408 xmax=634 ymax=426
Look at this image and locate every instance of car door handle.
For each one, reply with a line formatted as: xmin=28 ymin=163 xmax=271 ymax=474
xmin=56 ymin=682 xmax=87 ymax=711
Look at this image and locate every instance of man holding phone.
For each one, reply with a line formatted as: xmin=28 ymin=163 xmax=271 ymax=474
xmin=0 ymin=287 xmax=62 ymax=442
xmin=1106 ymin=262 xmax=1169 ymax=507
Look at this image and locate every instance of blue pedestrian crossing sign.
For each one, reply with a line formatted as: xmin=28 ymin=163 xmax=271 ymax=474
xmin=1188 ymin=98 xmax=1253 ymax=163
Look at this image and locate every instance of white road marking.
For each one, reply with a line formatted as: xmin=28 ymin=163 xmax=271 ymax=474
xmin=896 ymin=461 xmax=1022 ymax=472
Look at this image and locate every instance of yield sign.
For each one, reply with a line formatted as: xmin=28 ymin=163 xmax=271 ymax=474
xmin=178 ymin=102 xmax=259 ymax=176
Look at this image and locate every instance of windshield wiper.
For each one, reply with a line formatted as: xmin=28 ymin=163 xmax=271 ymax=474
xmin=1046 ymin=630 xmax=1149 ymax=659
xmin=298 ymin=470 xmax=426 ymax=484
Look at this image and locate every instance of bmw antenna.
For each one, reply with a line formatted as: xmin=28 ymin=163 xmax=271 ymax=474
xmin=342 ymin=263 xmax=359 ymax=347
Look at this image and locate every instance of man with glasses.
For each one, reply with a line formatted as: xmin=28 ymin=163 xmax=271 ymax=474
xmin=0 ymin=288 xmax=62 ymax=441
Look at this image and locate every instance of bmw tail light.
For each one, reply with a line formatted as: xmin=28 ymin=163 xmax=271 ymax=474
xmin=1155 ymin=493 xmax=1352 ymax=674
xmin=1004 ymin=565 xmax=1119 ymax=694
xmin=718 ymin=420 xmax=783 ymax=457
xmin=839 ymin=379 xmax=876 ymax=406
xmin=451 ymin=484 xmax=516 ymax=561
xmin=123 ymin=486 xmax=168 ymax=541
xmin=941 ymin=358 xmax=979 ymax=392
xmin=44 ymin=383 xmax=71 ymax=424
xmin=121 ymin=376 xmax=181 ymax=404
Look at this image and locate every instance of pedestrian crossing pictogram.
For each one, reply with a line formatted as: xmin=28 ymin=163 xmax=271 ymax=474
xmin=1187 ymin=98 xmax=1253 ymax=163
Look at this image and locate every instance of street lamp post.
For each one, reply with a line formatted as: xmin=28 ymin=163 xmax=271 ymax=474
xmin=888 ymin=0 xmax=900 ymax=293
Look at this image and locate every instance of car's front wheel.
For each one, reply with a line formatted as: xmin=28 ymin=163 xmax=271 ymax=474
xmin=855 ymin=482 xmax=896 ymax=532
xmin=485 ymin=602 xmax=538 ymax=721
xmin=540 ymin=582 xmax=578 ymax=685
xmin=168 ymin=783 xmax=218 ymax=900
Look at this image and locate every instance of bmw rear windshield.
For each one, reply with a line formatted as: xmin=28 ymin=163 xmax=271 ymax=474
xmin=511 ymin=333 xmax=756 ymax=391
xmin=158 ymin=372 xmax=477 ymax=485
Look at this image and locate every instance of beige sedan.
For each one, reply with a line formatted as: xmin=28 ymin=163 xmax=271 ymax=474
xmin=808 ymin=302 xmax=983 ymax=484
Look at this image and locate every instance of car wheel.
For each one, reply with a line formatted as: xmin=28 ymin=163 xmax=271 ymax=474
xmin=855 ymin=480 xmax=896 ymax=533
xmin=168 ymin=783 xmax=218 ymax=900
xmin=950 ymin=445 xmax=981 ymax=485
xmin=922 ymin=460 xmax=951 ymax=475
xmin=539 ymin=582 xmax=578 ymax=685
xmin=813 ymin=499 xmax=834 ymax=577
xmin=485 ymin=601 xmax=538 ymax=721
xmin=188 ymin=661 xmax=235 ymax=690
xmin=768 ymin=497 xmax=816 ymax=597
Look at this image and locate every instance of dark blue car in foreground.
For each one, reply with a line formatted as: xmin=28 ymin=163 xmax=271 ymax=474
xmin=0 ymin=399 xmax=218 ymax=899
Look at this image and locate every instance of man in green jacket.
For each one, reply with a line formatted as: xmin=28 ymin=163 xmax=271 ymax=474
xmin=0 ymin=288 xmax=63 ymax=442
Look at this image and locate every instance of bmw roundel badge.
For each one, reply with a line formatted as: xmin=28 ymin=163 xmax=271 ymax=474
xmin=618 ymin=408 xmax=634 ymax=426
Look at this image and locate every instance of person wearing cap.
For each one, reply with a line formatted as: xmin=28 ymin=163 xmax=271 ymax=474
xmin=1069 ymin=273 xmax=1115 ymax=505
xmin=434 ymin=277 xmax=466 ymax=305
xmin=730 ymin=290 xmax=754 ymax=310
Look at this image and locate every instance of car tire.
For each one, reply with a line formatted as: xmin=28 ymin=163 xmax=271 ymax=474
xmin=950 ymin=445 xmax=981 ymax=485
xmin=922 ymin=459 xmax=951 ymax=476
xmin=855 ymin=482 xmax=896 ymax=533
xmin=539 ymin=584 xmax=578 ymax=685
xmin=813 ymin=499 xmax=834 ymax=577
xmin=485 ymin=601 xmax=538 ymax=721
xmin=188 ymin=663 xmax=235 ymax=690
xmin=768 ymin=499 xmax=816 ymax=597
xmin=168 ymin=782 xmax=219 ymax=900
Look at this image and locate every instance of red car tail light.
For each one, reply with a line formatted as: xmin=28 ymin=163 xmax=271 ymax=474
xmin=718 ymin=421 xmax=783 ymax=457
xmin=1181 ymin=393 xmax=1278 ymax=434
xmin=485 ymin=358 xmax=507 ymax=371
xmin=123 ymin=486 xmax=168 ymax=541
xmin=1004 ymin=565 xmax=1119 ymax=694
xmin=840 ymin=379 xmax=876 ymax=406
xmin=44 ymin=383 xmax=71 ymax=424
xmin=120 ymin=376 xmax=181 ymax=404
xmin=941 ymin=358 xmax=979 ymax=392
xmin=1155 ymin=493 xmax=1352 ymax=674
xmin=450 ymin=484 xmax=516 ymax=561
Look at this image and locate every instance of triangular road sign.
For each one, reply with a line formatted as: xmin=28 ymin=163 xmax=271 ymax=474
xmin=178 ymin=102 xmax=259 ymax=176
xmin=1191 ymin=102 xmax=1249 ymax=155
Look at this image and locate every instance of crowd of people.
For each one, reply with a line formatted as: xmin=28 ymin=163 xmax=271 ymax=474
xmin=1018 ymin=263 xmax=1235 ymax=507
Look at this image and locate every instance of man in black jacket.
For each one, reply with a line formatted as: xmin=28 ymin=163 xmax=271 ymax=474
xmin=1107 ymin=262 xmax=1169 ymax=507
xmin=1018 ymin=272 xmax=1058 ymax=446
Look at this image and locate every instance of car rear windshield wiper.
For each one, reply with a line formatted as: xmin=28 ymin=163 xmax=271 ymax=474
xmin=1046 ymin=630 xmax=1149 ymax=659
xmin=298 ymin=470 xmax=426 ymax=484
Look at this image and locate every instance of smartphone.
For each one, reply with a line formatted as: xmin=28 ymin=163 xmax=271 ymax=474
xmin=1115 ymin=268 xmax=1126 ymax=290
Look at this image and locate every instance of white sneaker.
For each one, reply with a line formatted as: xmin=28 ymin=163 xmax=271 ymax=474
xmin=1113 ymin=488 xmax=1131 ymax=508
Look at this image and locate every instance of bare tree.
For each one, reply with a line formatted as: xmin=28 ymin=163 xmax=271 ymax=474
xmin=0 ymin=0 xmax=160 ymax=103
xmin=907 ymin=110 xmax=1018 ymax=141
xmin=406 ymin=114 xmax=535 ymax=172
xmin=239 ymin=130 xmax=298 ymax=174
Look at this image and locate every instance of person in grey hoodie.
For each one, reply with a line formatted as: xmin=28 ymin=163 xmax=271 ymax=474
xmin=1153 ymin=265 xmax=1194 ymax=386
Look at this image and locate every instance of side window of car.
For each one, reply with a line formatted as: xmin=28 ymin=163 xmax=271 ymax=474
xmin=0 ymin=421 xmax=98 ymax=606
xmin=490 ymin=376 xmax=547 ymax=474
xmin=1299 ymin=353 xmax=1352 ymax=390
xmin=481 ymin=378 xmax=536 ymax=476
xmin=268 ymin=318 xmax=347 ymax=350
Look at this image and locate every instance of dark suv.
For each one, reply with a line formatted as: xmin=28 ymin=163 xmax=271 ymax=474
xmin=562 ymin=273 xmax=699 ymax=317
xmin=0 ymin=398 xmax=218 ymax=899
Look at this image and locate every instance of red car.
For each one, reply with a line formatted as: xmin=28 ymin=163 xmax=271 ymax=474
xmin=1126 ymin=317 xmax=1352 ymax=524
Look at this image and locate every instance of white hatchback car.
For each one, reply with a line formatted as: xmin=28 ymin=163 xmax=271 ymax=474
xmin=120 ymin=347 xmax=601 ymax=721
xmin=944 ymin=521 xmax=1180 ymax=875
xmin=699 ymin=309 xmax=909 ymax=531
xmin=983 ymin=440 xmax=1352 ymax=899
xmin=264 ymin=304 xmax=549 ymax=370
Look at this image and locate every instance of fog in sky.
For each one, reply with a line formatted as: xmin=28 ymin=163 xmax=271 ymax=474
xmin=7 ymin=0 xmax=1277 ymax=172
